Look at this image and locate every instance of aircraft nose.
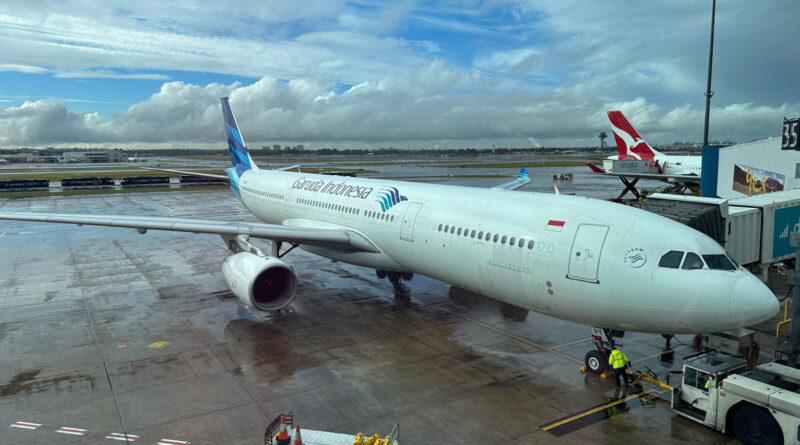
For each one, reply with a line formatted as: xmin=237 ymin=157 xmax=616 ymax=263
xmin=730 ymin=275 xmax=779 ymax=327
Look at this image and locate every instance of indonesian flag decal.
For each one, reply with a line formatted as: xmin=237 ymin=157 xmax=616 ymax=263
xmin=546 ymin=219 xmax=565 ymax=232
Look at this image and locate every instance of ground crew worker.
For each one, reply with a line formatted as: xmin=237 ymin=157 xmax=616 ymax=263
xmin=608 ymin=347 xmax=629 ymax=387
xmin=704 ymin=377 xmax=711 ymax=391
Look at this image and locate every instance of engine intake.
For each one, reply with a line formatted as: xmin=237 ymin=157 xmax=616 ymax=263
xmin=221 ymin=252 xmax=297 ymax=311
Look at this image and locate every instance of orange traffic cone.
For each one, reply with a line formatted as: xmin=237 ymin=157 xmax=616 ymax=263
xmin=276 ymin=415 xmax=290 ymax=445
xmin=293 ymin=424 xmax=303 ymax=445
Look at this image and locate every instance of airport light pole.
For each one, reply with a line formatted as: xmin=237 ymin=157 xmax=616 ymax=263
xmin=702 ymin=0 xmax=716 ymax=147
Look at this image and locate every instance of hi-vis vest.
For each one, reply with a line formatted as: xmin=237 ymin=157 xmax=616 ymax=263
xmin=609 ymin=349 xmax=628 ymax=369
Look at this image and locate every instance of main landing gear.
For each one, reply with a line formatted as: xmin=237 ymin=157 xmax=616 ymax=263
xmin=376 ymin=270 xmax=413 ymax=297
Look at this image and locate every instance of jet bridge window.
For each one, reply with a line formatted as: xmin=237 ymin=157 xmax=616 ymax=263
xmin=658 ymin=251 xmax=684 ymax=269
xmin=702 ymin=254 xmax=736 ymax=271
xmin=682 ymin=253 xmax=704 ymax=270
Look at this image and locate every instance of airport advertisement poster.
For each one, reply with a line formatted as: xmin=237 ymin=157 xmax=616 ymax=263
xmin=732 ymin=164 xmax=785 ymax=196
xmin=773 ymin=205 xmax=800 ymax=259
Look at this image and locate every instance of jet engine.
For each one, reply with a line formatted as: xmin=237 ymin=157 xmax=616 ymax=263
xmin=221 ymin=252 xmax=297 ymax=311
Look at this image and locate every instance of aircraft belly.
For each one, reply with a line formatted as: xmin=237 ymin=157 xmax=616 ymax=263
xmin=300 ymin=246 xmax=405 ymax=270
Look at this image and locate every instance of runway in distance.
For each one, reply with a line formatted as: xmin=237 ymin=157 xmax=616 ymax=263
xmin=0 ymin=98 xmax=778 ymax=372
xmin=587 ymin=111 xmax=702 ymax=185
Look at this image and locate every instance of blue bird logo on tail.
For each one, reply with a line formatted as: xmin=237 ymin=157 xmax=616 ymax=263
xmin=376 ymin=187 xmax=408 ymax=212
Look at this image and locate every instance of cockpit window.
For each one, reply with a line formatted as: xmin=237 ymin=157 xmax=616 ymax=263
xmin=703 ymin=254 xmax=736 ymax=271
xmin=681 ymin=252 xmax=704 ymax=270
xmin=658 ymin=250 xmax=684 ymax=268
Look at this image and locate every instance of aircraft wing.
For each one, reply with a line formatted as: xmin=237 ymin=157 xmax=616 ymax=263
xmin=0 ymin=212 xmax=379 ymax=253
xmin=600 ymin=171 xmax=701 ymax=182
xmin=491 ymin=168 xmax=531 ymax=191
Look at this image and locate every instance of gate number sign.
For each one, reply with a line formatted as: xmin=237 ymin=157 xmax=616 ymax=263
xmin=783 ymin=118 xmax=799 ymax=150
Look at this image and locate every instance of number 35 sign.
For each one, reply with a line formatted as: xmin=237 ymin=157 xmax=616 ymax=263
xmin=784 ymin=118 xmax=799 ymax=150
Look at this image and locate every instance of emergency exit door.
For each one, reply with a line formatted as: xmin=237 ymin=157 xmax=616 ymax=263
xmin=568 ymin=224 xmax=608 ymax=283
xmin=400 ymin=202 xmax=422 ymax=241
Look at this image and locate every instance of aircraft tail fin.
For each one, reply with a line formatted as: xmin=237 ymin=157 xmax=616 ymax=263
xmin=221 ymin=97 xmax=259 ymax=171
xmin=607 ymin=111 xmax=662 ymax=160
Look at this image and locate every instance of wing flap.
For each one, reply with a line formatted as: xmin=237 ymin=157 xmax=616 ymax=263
xmin=0 ymin=212 xmax=379 ymax=253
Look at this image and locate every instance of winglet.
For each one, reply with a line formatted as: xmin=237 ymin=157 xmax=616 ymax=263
xmin=586 ymin=162 xmax=605 ymax=174
xmin=221 ymin=97 xmax=259 ymax=171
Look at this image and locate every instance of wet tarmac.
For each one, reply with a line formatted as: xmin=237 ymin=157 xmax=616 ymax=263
xmin=0 ymin=188 xmax=772 ymax=444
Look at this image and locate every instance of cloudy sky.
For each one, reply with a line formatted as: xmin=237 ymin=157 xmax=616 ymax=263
xmin=0 ymin=0 xmax=797 ymax=149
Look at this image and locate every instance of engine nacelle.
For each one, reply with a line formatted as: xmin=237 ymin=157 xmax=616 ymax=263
xmin=221 ymin=252 xmax=297 ymax=311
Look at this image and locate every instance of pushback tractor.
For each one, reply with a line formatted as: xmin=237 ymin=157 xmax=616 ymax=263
xmin=671 ymin=352 xmax=800 ymax=445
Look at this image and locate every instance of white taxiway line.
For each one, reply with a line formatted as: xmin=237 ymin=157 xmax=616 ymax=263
xmin=56 ymin=426 xmax=87 ymax=436
xmin=158 ymin=439 xmax=191 ymax=445
xmin=10 ymin=421 xmax=41 ymax=430
xmin=106 ymin=432 xmax=140 ymax=441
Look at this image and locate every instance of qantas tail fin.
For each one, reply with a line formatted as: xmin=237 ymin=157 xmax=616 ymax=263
xmin=607 ymin=111 xmax=662 ymax=160
xmin=221 ymin=97 xmax=259 ymax=171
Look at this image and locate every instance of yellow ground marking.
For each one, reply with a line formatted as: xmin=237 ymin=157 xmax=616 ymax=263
xmin=148 ymin=341 xmax=170 ymax=348
xmin=437 ymin=307 xmax=583 ymax=365
xmin=541 ymin=388 xmax=668 ymax=431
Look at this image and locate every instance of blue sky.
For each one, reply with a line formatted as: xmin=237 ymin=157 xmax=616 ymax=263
xmin=0 ymin=0 xmax=797 ymax=149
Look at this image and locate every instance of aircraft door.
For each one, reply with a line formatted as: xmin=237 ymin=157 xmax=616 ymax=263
xmin=568 ymin=224 xmax=609 ymax=283
xmin=400 ymin=202 xmax=423 ymax=241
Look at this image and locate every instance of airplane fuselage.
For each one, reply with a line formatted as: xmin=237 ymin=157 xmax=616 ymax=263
xmin=235 ymin=168 xmax=773 ymax=334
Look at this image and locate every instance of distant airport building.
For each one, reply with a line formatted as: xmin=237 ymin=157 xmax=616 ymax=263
xmin=0 ymin=158 xmax=7 ymax=165
xmin=62 ymin=151 xmax=123 ymax=163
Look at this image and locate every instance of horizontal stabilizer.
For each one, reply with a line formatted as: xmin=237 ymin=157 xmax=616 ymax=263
xmin=140 ymin=167 xmax=229 ymax=180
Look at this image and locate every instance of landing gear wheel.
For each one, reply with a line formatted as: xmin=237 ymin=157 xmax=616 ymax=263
xmin=584 ymin=350 xmax=608 ymax=375
xmin=732 ymin=405 xmax=782 ymax=445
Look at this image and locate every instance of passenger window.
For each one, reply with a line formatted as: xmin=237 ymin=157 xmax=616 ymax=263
xmin=450 ymin=226 xmax=455 ymax=234
xmin=658 ymin=251 xmax=684 ymax=269
xmin=510 ymin=237 xmax=515 ymax=246
xmin=485 ymin=232 xmax=491 ymax=241
xmin=457 ymin=228 xmax=462 ymax=236
xmin=501 ymin=235 xmax=507 ymax=244
xmin=528 ymin=240 xmax=534 ymax=249
xmin=518 ymin=239 xmax=524 ymax=248
xmin=444 ymin=225 xmax=449 ymax=232
xmin=682 ymin=253 xmax=704 ymax=270
xmin=493 ymin=234 xmax=499 ymax=242
xmin=478 ymin=231 xmax=483 ymax=239
xmin=471 ymin=230 xmax=476 ymax=238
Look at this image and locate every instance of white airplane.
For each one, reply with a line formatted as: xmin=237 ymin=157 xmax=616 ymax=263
xmin=127 ymin=153 xmax=139 ymax=162
xmin=0 ymin=98 xmax=778 ymax=374
xmin=587 ymin=111 xmax=702 ymax=185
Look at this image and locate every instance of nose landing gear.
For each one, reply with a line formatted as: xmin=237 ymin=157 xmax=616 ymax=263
xmin=583 ymin=327 xmax=626 ymax=374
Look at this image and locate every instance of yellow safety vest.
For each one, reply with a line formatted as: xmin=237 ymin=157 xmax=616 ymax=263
xmin=608 ymin=349 xmax=628 ymax=369
xmin=704 ymin=379 xmax=711 ymax=390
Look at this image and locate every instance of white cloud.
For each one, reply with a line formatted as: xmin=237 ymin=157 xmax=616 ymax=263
xmin=0 ymin=64 xmax=795 ymax=149
xmin=0 ymin=1 xmax=796 ymax=147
